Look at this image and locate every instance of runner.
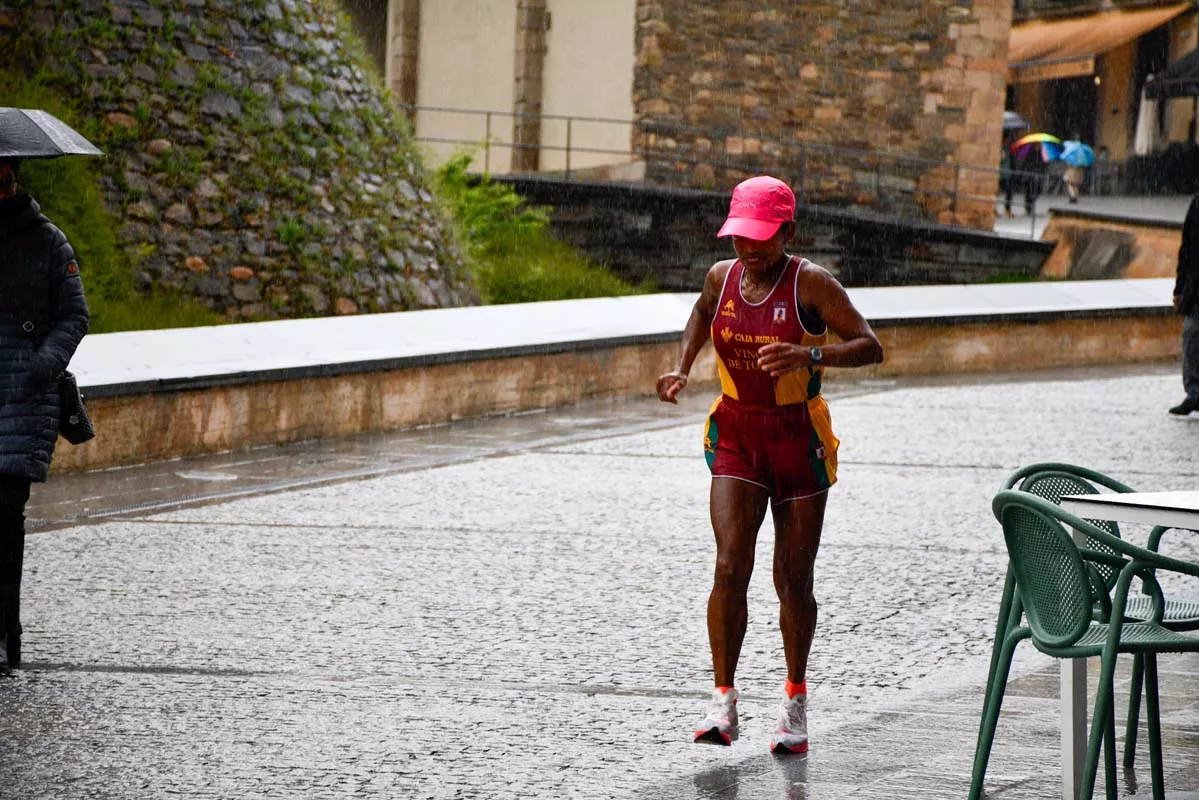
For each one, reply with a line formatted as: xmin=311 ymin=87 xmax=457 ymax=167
xmin=656 ymin=175 xmax=883 ymax=753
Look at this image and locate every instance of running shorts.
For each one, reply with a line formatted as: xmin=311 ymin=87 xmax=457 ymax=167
xmin=703 ymin=394 xmax=839 ymax=503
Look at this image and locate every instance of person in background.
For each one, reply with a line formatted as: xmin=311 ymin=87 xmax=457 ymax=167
xmin=997 ymin=131 xmax=1026 ymax=219
xmin=656 ymin=176 xmax=883 ymax=753
xmin=1013 ymin=144 xmax=1046 ymax=216
xmin=999 ymin=130 xmax=1018 ymax=217
xmin=1094 ymin=146 xmax=1113 ymax=195
xmin=1063 ymin=164 xmax=1086 ymax=204
xmin=1063 ymin=133 xmax=1087 ymax=205
xmin=1170 ymin=192 xmax=1199 ymax=416
xmin=0 ymin=157 xmax=90 ymax=673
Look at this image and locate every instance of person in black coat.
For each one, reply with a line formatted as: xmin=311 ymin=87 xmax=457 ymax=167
xmin=1013 ymin=146 xmax=1046 ymax=217
xmin=1171 ymin=193 xmax=1199 ymax=415
xmin=0 ymin=157 xmax=90 ymax=672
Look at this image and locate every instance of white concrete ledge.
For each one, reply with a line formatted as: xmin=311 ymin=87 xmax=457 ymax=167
xmin=53 ymin=278 xmax=1182 ymax=473
xmin=852 ymin=278 xmax=1173 ymax=323
xmin=72 ymin=279 xmax=1176 ymax=397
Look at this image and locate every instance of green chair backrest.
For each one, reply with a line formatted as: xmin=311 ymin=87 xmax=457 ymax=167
xmin=999 ymin=499 xmax=1094 ymax=649
xmin=1018 ymin=470 xmax=1122 ymax=589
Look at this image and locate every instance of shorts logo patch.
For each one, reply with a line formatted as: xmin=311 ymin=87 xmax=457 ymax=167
xmin=815 ymin=445 xmax=826 ymax=460
xmin=67 ymin=262 xmax=79 ymax=275
xmin=772 ymin=302 xmax=787 ymax=323
xmin=704 ymin=415 xmax=719 ymax=471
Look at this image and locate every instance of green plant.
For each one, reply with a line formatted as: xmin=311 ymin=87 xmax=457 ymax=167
xmin=194 ymin=63 xmax=229 ymax=93
xmin=434 ymin=153 xmax=550 ymax=261
xmin=433 ymin=153 xmax=648 ymax=304
xmin=275 ymin=216 xmax=308 ymax=247
xmin=477 ymin=235 xmax=648 ymax=306
xmin=84 ymin=18 xmax=119 ymax=41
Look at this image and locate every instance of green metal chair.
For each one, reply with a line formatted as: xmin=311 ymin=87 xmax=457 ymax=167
xmin=978 ymin=490 xmax=1199 ymax=800
xmin=970 ymin=464 xmax=1127 ymax=800
xmin=1130 ymin=524 xmax=1199 ymax=765
xmin=969 ymin=463 xmax=1199 ymax=799
xmin=1010 ymin=466 xmax=1199 ymax=772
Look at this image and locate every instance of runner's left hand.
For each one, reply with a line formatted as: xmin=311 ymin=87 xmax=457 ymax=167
xmin=757 ymin=343 xmax=809 ymax=377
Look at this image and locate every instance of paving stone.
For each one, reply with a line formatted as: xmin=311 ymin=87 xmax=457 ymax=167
xmin=3 ymin=365 xmax=1197 ymax=798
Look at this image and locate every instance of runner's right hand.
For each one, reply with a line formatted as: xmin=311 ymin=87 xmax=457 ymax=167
xmin=656 ymin=372 xmax=688 ymax=404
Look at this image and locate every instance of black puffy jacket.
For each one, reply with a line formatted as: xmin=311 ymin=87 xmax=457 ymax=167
xmin=0 ymin=193 xmax=90 ymax=481
xmin=1177 ymin=194 xmax=1199 ymax=315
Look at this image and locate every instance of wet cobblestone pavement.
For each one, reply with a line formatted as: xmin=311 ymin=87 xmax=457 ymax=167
xmin=3 ymin=363 xmax=1199 ymax=798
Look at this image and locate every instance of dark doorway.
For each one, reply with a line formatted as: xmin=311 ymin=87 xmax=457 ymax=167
xmin=1136 ymin=24 xmax=1172 ymax=88
xmin=1125 ymin=24 xmax=1199 ymax=194
xmin=1046 ymin=76 xmax=1097 ymax=141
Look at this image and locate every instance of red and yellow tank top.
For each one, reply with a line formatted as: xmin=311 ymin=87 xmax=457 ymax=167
xmin=711 ymin=256 xmax=828 ymax=407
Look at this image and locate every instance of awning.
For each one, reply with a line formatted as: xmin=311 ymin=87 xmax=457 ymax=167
xmin=1009 ymin=2 xmax=1192 ymax=85
xmin=1146 ymin=47 xmax=1199 ymax=99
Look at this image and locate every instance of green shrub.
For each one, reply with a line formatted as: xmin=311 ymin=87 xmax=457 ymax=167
xmin=434 ymin=153 xmax=648 ymax=305
xmin=1 ymin=72 xmax=222 ymax=332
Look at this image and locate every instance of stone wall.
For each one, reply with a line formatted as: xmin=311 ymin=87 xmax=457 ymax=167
xmin=0 ymin=0 xmax=478 ymax=319
xmin=500 ymin=176 xmax=1051 ymax=290
xmin=632 ymin=0 xmax=1012 ymax=229
xmin=53 ymin=339 xmax=715 ymax=472
xmin=1040 ymin=210 xmax=1183 ymax=280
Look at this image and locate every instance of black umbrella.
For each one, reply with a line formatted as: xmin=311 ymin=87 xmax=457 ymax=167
xmin=1002 ymin=110 xmax=1030 ymax=131
xmin=0 ymin=108 xmax=104 ymax=159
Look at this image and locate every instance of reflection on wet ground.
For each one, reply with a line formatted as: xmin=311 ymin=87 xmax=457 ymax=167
xmin=3 ymin=362 xmax=1198 ymax=798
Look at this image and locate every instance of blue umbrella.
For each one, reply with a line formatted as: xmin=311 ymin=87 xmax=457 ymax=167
xmin=1060 ymin=140 xmax=1095 ymax=168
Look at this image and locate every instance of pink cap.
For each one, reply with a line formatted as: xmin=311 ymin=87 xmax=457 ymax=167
xmin=716 ymin=176 xmax=796 ymax=240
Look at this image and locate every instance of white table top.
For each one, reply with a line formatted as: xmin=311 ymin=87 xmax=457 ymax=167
xmin=1061 ymin=491 xmax=1199 ymax=530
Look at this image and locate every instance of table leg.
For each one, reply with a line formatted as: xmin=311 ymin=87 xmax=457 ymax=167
xmin=1061 ymin=656 xmax=1087 ymax=800
xmin=1061 ymin=524 xmax=1088 ymax=800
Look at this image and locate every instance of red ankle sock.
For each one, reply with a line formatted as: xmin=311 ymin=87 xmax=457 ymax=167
xmin=716 ymin=685 xmax=735 ymax=696
xmin=785 ymin=679 xmax=807 ymax=698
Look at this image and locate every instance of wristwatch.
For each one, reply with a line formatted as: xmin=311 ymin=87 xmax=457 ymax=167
xmin=809 ymin=345 xmax=823 ymax=365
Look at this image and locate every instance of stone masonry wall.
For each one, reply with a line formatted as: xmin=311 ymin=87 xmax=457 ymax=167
xmin=633 ymin=0 xmax=1012 ymax=229
xmin=0 ymin=0 xmax=478 ymax=319
xmin=500 ymin=176 xmax=1051 ymax=291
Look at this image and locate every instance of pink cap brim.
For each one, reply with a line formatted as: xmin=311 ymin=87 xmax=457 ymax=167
xmin=716 ymin=216 xmax=784 ymax=240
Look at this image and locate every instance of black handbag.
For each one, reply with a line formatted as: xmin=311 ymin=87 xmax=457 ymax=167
xmin=58 ymin=370 xmax=95 ymax=445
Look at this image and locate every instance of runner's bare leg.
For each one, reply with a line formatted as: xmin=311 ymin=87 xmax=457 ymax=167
xmin=708 ymin=477 xmax=770 ymax=687
xmin=772 ymin=491 xmax=827 ymax=683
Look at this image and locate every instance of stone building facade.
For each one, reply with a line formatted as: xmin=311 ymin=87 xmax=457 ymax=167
xmin=340 ymin=0 xmax=1011 ymax=229
xmin=632 ymin=0 xmax=1013 ymax=228
xmin=1008 ymin=0 xmax=1197 ymax=168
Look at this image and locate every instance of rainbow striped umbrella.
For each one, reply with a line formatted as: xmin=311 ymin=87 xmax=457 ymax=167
xmin=1010 ymin=132 xmax=1063 ymax=163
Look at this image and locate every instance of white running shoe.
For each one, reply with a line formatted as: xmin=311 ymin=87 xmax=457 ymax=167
xmin=770 ymin=692 xmax=809 ymax=754
xmin=693 ymin=687 xmax=738 ymax=745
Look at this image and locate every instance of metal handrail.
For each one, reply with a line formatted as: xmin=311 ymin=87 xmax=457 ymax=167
xmin=403 ymin=104 xmax=1099 ymax=230
xmin=404 ymin=103 xmax=981 ymax=173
